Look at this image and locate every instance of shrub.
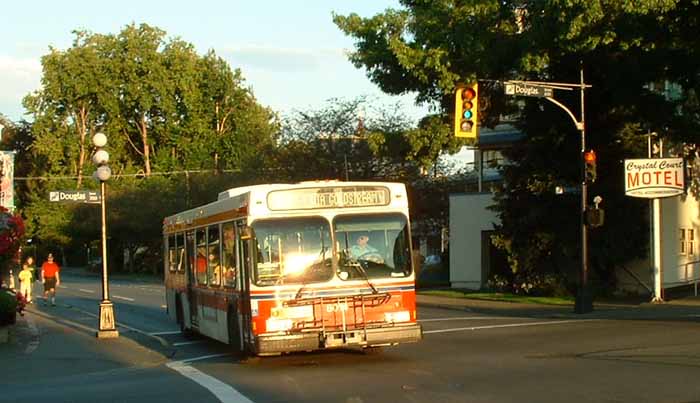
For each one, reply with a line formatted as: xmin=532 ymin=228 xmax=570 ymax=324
xmin=0 ymin=289 xmax=17 ymax=326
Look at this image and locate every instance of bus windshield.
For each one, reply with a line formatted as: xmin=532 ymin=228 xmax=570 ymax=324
xmin=252 ymin=217 xmax=333 ymax=286
xmin=334 ymin=213 xmax=411 ymax=280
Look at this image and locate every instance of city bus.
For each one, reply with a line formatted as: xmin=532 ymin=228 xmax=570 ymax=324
xmin=163 ymin=181 xmax=422 ymax=355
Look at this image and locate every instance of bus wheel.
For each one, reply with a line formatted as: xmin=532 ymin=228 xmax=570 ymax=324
xmin=227 ymin=308 xmax=245 ymax=357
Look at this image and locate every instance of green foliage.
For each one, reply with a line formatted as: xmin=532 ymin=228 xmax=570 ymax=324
xmin=14 ymin=23 xmax=279 ymax=271
xmin=0 ymin=290 xmax=18 ymax=324
xmin=335 ymin=1 xmax=700 ymax=294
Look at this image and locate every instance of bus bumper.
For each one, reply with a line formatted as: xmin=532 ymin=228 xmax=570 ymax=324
xmin=255 ymin=323 xmax=422 ymax=355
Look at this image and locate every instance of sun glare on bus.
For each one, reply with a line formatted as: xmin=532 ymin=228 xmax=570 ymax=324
xmin=282 ymin=253 xmax=318 ymax=276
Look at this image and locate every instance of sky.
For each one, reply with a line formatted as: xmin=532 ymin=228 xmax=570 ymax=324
xmin=0 ymin=0 xmax=432 ymax=124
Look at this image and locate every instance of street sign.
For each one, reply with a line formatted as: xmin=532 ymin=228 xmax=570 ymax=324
xmin=504 ymin=82 xmax=553 ymax=98
xmin=624 ymin=158 xmax=684 ymax=198
xmin=49 ymin=190 xmax=101 ymax=204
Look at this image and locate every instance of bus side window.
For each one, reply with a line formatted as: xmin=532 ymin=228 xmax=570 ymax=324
xmin=222 ymin=222 xmax=237 ymax=289
xmin=208 ymin=224 xmax=221 ymax=287
xmin=185 ymin=230 xmax=194 ymax=277
xmin=176 ymin=233 xmax=185 ymax=272
xmin=167 ymin=235 xmax=176 ymax=272
xmin=195 ymin=228 xmax=207 ymax=285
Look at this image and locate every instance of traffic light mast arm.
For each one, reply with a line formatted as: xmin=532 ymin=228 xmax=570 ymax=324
xmin=544 ymin=96 xmax=584 ymax=131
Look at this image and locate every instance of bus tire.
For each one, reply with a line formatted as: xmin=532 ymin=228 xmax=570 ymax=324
xmin=228 ymin=307 xmax=245 ymax=357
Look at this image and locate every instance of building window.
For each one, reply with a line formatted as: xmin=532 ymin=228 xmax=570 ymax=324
xmin=680 ymin=228 xmax=696 ymax=256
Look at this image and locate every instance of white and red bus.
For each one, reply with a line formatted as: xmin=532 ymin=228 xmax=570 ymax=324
xmin=163 ymin=181 xmax=422 ymax=355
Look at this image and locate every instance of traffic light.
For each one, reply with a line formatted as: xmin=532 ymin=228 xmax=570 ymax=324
xmin=454 ymin=83 xmax=479 ymax=138
xmin=584 ymin=150 xmax=597 ymax=183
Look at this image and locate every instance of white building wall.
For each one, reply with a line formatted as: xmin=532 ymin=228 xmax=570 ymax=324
xmin=661 ymin=194 xmax=700 ymax=287
xmin=449 ymin=192 xmax=500 ymax=290
xmin=618 ymin=193 xmax=700 ymax=295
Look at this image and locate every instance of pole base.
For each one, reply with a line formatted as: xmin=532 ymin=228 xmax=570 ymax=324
xmin=97 ymin=300 xmax=119 ymax=339
xmin=574 ymin=287 xmax=594 ymax=314
xmin=650 ymin=296 xmax=665 ymax=304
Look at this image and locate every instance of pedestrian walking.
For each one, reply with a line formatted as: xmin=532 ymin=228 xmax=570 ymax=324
xmin=18 ymin=263 xmax=33 ymax=303
xmin=41 ymin=253 xmax=61 ymax=306
xmin=25 ymin=256 xmax=36 ymax=282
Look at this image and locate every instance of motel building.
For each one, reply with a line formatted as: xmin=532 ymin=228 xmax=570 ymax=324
xmin=448 ymin=127 xmax=700 ymax=299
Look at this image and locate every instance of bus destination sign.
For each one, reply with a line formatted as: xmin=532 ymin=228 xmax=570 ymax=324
xmin=268 ymin=186 xmax=390 ymax=210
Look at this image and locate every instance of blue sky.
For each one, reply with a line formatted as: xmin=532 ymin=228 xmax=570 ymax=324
xmin=0 ymin=0 xmax=432 ymax=123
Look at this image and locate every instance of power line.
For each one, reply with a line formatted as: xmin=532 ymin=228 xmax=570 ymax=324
xmin=13 ymin=168 xmax=241 ymax=181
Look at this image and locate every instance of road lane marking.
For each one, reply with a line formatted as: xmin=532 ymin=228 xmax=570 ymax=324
xmin=150 ymin=330 xmax=182 ymax=336
xmin=166 ymin=355 xmax=253 ymax=403
xmin=79 ymin=288 xmax=95 ymax=293
xmin=423 ymin=319 xmax=597 ymax=334
xmin=112 ymin=295 xmax=135 ymax=301
xmin=173 ymin=340 xmax=206 ymax=346
xmin=419 ymin=316 xmax=513 ymax=322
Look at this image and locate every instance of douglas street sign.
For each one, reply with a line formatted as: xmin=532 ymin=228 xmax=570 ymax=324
xmin=504 ymin=82 xmax=553 ymax=98
xmin=49 ymin=190 xmax=101 ymax=204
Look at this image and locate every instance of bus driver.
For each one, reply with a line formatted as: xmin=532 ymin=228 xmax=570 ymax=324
xmin=350 ymin=234 xmax=383 ymax=263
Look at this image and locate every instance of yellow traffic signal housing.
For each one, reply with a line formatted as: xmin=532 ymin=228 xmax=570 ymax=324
xmin=454 ymin=83 xmax=479 ymax=138
xmin=584 ymin=150 xmax=597 ymax=183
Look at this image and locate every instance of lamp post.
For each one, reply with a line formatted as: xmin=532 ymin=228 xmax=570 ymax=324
xmin=92 ymin=132 xmax=118 ymax=338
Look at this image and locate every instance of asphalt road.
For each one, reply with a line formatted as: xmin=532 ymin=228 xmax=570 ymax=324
xmin=2 ymin=268 xmax=700 ymax=403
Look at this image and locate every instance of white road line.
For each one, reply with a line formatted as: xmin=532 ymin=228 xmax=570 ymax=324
xmin=173 ymin=340 xmax=206 ymax=346
xmin=149 ymin=330 xmax=182 ymax=336
xmin=79 ymin=288 xmax=95 ymax=293
xmin=112 ymin=295 xmax=135 ymax=302
xmin=423 ymin=319 xmax=596 ymax=334
xmin=419 ymin=316 xmax=512 ymax=322
xmin=166 ymin=355 xmax=253 ymax=403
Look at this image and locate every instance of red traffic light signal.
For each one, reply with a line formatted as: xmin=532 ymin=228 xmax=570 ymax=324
xmin=584 ymin=150 xmax=597 ymax=182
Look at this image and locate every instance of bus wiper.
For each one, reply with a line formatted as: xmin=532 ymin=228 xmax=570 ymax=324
xmin=344 ymin=256 xmax=378 ymax=295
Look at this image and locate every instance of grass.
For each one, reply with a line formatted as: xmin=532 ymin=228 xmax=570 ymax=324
xmin=419 ymin=289 xmax=574 ymax=306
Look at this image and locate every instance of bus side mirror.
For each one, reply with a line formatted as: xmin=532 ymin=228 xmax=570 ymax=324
xmin=240 ymin=226 xmax=253 ymax=240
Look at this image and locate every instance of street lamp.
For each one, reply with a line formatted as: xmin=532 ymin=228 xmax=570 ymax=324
xmin=92 ymin=132 xmax=118 ymax=339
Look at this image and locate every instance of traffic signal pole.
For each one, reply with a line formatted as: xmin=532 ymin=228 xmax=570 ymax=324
xmin=504 ymin=66 xmax=593 ymax=313
xmin=575 ymin=67 xmax=593 ymax=313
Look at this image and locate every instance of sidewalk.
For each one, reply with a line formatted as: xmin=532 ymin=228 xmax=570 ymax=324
xmin=417 ymin=292 xmax=700 ymax=319
xmin=0 ymin=303 xmax=174 ymax=386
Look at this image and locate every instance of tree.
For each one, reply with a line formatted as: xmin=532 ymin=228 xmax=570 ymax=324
xmin=23 ymin=31 xmax=112 ymax=188
xmin=18 ymin=24 xmax=280 ymax=270
xmin=334 ymin=1 xmax=700 ymax=292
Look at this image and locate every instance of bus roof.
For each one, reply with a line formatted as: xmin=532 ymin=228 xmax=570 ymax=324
xmin=164 ymin=180 xmax=408 ymax=232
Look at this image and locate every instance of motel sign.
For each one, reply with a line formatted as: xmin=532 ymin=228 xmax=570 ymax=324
xmin=624 ymin=158 xmax=684 ymax=198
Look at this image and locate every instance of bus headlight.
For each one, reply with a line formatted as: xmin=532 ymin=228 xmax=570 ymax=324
xmin=384 ymin=311 xmax=410 ymax=323
xmin=266 ymin=318 xmax=293 ymax=332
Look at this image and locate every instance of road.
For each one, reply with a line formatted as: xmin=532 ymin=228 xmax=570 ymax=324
xmin=2 ymin=268 xmax=700 ymax=402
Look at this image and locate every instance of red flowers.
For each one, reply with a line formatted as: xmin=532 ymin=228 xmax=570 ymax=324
xmin=0 ymin=207 xmax=24 ymax=256
xmin=15 ymin=290 xmax=26 ymax=316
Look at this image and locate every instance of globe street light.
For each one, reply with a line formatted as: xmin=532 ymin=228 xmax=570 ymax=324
xmin=92 ymin=132 xmax=118 ymax=339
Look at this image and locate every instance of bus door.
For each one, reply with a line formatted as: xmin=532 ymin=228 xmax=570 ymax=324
xmin=237 ymin=222 xmax=254 ymax=349
xmin=185 ymin=229 xmax=198 ymax=328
